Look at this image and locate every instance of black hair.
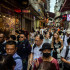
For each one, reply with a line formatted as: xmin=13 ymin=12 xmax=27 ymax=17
xmin=0 ymin=55 xmax=16 ymax=70
xmin=19 ymin=30 xmax=24 ymax=34
xmin=67 ymin=38 xmax=70 ymax=44
xmin=6 ymin=41 xmax=16 ymax=48
xmin=10 ymin=35 xmax=16 ymax=40
xmin=19 ymin=33 xmax=25 ymax=36
xmin=15 ymin=30 xmax=19 ymax=34
xmin=35 ymin=34 xmax=43 ymax=40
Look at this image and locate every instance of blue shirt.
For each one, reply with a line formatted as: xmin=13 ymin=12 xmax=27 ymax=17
xmin=13 ymin=53 xmax=23 ymax=70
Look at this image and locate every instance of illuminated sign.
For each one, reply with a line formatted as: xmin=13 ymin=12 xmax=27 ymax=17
xmin=62 ymin=14 xmax=67 ymax=21
xmin=14 ymin=9 xmax=30 ymax=13
xmin=14 ymin=9 xmax=21 ymax=13
xmin=22 ymin=10 xmax=30 ymax=13
xmin=67 ymin=14 xmax=70 ymax=21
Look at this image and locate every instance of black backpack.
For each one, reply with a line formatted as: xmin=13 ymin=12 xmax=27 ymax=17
xmin=32 ymin=44 xmax=36 ymax=53
xmin=64 ymin=46 xmax=69 ymax=59
xmin=33 ymin=44 xmax=36 ymax=50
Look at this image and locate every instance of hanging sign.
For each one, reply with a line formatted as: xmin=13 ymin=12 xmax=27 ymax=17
xmin=67 ymin=14 xmax=70 ymax=21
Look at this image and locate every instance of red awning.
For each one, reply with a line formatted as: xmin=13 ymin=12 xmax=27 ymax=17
xmin=60 ymin=0 xmax=70 ymax=12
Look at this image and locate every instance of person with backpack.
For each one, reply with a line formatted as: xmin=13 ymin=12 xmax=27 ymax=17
xmin=29 ymin=34 xmax=43 ymax=70
xmin=5 ymin=41 xmax=23 ymax=70
xmin=61 ymin=37 xmax=70 ymax=70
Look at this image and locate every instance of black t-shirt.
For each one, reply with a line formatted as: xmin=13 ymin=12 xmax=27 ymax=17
xmin=17 ymin=39 xmax=31 ymax=59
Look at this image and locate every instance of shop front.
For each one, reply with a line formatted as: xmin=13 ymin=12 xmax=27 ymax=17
xmin=25 ymin=19 xmax=31 ymax=32
xmin=0 ymin=6 xmax=20 ymax=34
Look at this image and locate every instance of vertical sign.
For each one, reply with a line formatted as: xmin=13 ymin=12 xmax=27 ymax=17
xmin=67 ymin=14 xmax=70 ymax=21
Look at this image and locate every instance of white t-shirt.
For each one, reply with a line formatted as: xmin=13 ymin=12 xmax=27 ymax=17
xmin=61 ymin=46 xmax=70 ymax=62
xmin=63 ymin=35 xmax=69 ymax=47
xmin=40 ymin=29 xmax=44 ymax=35
xmin=31 ymin=44 xmax=43 ymax=59
xmin=43 ymin=38 xmax=52 ymax=44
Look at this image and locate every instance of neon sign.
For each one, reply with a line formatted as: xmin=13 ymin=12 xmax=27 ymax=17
xmin=14 ymin=9 xmax=30 ymax=13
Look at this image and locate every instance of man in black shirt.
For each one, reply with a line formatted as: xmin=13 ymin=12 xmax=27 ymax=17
xmin=17 ymin=33 xmax=31 ymax=70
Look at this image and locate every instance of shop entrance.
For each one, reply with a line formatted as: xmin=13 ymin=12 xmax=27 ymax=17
xmin=25 ymin=19 xmax=31 ymax=32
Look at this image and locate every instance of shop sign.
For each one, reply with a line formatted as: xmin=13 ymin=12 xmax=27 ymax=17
xmin=22 ymin=10 xmax=30 ymax=13
xmin=14 ymin=9 xmax=21 ymax=13
xmin=14 ymin=9 xmax=30 ymax=13
xmin=67 ymin=14 xmax=70 ymax=21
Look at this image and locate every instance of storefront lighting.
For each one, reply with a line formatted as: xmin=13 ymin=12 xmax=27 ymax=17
xmin=14 ymin=9 xmax=30 ymax=13
xmin=38 ymin=0 xmax=41 ymax=3
xmin=3 ymin=16 xmax=5 ymax=17
xmin=9 ymin=18 xmax=10 ymax=19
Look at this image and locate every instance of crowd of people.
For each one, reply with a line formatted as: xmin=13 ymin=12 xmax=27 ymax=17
xmin=0 ymin=26 xmax=70 ymax=70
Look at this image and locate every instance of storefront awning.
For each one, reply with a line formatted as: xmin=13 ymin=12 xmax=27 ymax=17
xmin=60 ymin=0 xmax=70 ymax=12
xmin=45 ymin=12 xmax=55 ymax=18
xmin=54 ymin=15 xmax=62 ymax=20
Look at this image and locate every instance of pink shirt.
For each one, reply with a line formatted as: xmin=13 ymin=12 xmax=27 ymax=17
xmin=34 ymin=58 xmax=60 ymax=70
xmin=51 ymin=58 xmax=60 ymax=70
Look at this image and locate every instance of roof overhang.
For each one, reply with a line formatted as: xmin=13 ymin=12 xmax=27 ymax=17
xmin=60 ymin=0 xmax=70 ymax=12
xmin=55 ymin=15 xmax=62 ymax=20
xmin=45 ymin=12 xmax=55 ymax=18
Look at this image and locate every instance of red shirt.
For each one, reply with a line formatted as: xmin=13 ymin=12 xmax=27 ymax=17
xmin=51 ymin=58 xmax=60 ymax=70
xmin=33 ymin=58 xmax=60 ymax=70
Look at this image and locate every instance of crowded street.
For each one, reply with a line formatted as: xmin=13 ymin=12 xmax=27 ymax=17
xmin=0 ymin=0 xmax=70 ymax=70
